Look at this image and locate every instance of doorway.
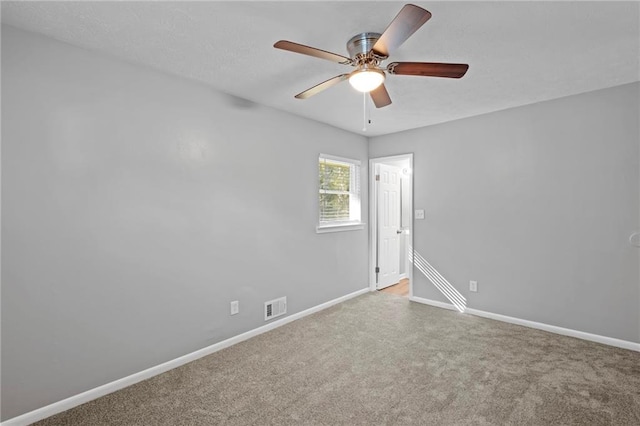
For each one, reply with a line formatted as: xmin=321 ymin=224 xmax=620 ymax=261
xmin=369 ymin=154 xmax=413 ymax=298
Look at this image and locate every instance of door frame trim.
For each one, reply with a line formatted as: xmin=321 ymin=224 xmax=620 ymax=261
xmin=369 ymin=153 xmax=414 ymax=296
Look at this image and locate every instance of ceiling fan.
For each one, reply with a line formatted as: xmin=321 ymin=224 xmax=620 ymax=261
xmin=274 ymin=4 xmax=469 ymax=108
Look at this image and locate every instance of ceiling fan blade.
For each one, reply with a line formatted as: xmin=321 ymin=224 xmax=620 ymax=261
xmin=274 ymin=40 xmax=353 ymax=65
xmin=370 ymin=84 xmax=392 ymax=108
xmin=295 ymin=74 xmax=350 ymax=99
xmin=371 ymin=4 xmax=432 ymax=58
xmin=387 ymin=62 xmax=469 ymax=78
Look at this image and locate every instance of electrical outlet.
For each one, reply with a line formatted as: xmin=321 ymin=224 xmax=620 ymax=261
xmin=469 ymin=281 xmax=478 ymax=292
xmin=230 ymin=300 xmax=239 ymax=315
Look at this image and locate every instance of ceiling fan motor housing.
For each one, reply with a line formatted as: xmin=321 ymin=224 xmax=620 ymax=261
xmin=347 ymin=32 xmax=383 ymax=60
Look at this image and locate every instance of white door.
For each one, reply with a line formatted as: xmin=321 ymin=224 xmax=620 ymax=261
xmin=377 ymin=164 xmax=401 ymax=289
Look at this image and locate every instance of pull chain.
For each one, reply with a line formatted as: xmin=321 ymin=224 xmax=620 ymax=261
xmin=362 ymin=92 xmax=367 ymax=132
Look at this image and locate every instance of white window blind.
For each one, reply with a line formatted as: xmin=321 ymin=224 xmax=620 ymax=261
xmin=318 ymin=154 xmax=361 ymax=228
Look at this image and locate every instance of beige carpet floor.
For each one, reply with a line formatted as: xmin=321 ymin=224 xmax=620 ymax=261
xmin=34 ymin=292 xmax=640 ymax=425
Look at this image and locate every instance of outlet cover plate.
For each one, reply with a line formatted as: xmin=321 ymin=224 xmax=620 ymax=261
xmin=230 ymin=301 xmax=239 ymax=315
xmin=469 ymin=281 xmax=478 ymax=292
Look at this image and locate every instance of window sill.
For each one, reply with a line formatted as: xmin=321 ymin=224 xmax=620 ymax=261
xmin=316 ymin=223 xmax=366 ymax=234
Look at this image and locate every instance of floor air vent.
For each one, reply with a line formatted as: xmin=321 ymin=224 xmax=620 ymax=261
xmin=265 ymin=297 xmax=286 ymax=321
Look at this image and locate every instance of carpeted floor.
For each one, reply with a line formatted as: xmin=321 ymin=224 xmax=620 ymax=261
xmin=34 ymin=292 xmax=640 ymax=425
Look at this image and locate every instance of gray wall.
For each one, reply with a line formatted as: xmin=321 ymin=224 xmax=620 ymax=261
xmin=1 ymin=26 xmax=368 ymax=420
xmin=370 ymin=82 xmax=640 ymax=344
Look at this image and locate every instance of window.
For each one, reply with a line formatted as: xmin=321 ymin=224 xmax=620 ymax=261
xmin=317 ymin=154 xmax=364 ymax=233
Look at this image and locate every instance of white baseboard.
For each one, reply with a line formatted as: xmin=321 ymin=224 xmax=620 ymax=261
xmin=2 ymin=287 xmax=370 ymax=426
xmin=409 ymin=296 xmax=640 ymax=352
xmin=410 ymin=297 xmax=456 ymax=312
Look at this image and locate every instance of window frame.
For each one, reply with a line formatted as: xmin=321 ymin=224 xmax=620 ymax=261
xmin=317 ymin=153 xmax=365 ymax=233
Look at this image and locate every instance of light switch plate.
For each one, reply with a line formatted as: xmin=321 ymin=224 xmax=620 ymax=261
xmin=230 ymin=301 xmax=239 ymax=315
xmin=415 ymin=209 xmax=425 ymax=220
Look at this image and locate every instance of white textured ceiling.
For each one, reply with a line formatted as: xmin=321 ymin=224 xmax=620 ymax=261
xmin=2 ymin=1 xmax=639 ymax=136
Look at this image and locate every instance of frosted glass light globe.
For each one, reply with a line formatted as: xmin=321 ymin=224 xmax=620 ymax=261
xmin=348 ymin=69 xmax=385 ymax=92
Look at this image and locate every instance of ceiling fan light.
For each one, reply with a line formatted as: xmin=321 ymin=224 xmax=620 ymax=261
xmin=348 ymin=69 xmax=385 ymax=93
